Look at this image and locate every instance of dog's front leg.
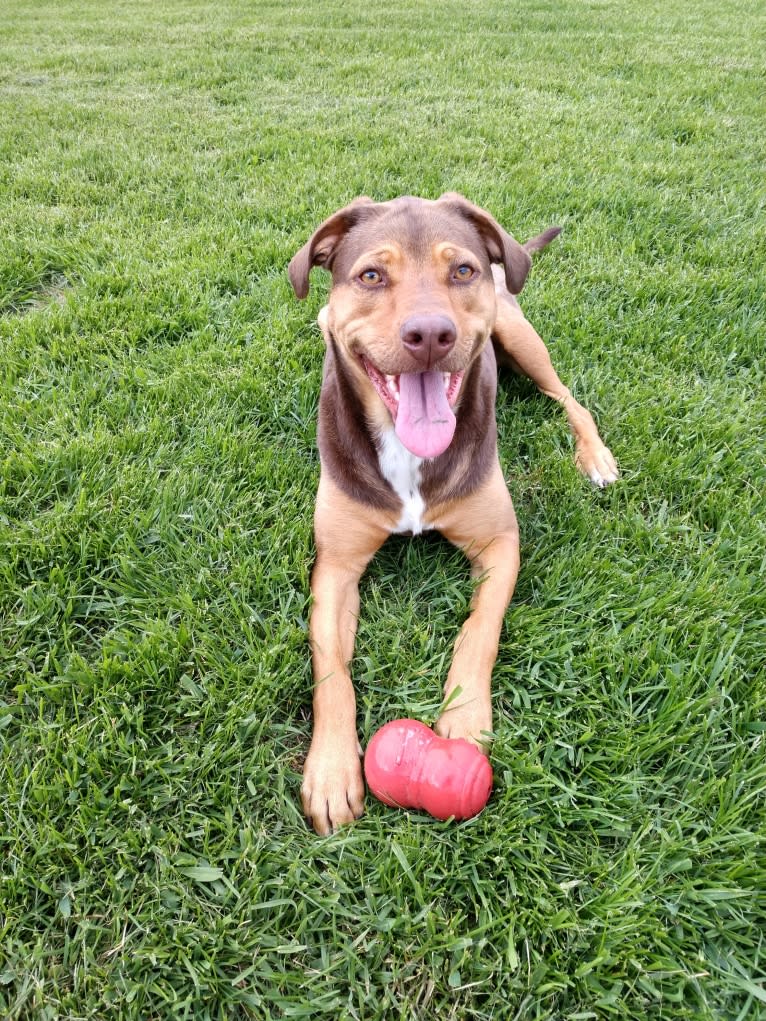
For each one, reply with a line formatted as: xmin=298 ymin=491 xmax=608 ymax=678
xmin=302 ymin=475 xmax=388 ymax=835
xmin=433 ymin=464 xmax=520 ymax=747
xmin=303 ymin=555 xmax=365 ymax=835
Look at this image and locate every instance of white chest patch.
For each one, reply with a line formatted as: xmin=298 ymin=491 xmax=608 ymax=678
xmin=377 ymin=428 xmax=429 ymax=535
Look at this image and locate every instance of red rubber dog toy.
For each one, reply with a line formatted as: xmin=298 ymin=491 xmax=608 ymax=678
xmin=364 ymin=718 xmax=492 ymax=821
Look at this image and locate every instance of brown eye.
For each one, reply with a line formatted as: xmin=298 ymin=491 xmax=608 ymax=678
xmin=359 ymin=269 xmax=383 ymax=286
xmin=453 ymin=264 xmax=475 ymax=281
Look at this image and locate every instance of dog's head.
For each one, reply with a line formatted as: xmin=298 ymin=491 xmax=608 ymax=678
xmin=289 ymin=193 xmax=539 ymax=458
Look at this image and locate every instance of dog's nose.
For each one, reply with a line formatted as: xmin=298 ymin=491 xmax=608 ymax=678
xmin=400 ymin=314 xmax=457 ymax=368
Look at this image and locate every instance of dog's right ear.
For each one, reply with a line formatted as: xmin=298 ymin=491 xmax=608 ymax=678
xmin=288 ymin=197 xmax=376 ymax=299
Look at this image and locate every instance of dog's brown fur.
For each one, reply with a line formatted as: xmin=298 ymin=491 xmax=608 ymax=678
xmin=289 ymin=193 xmax=618 ymax=834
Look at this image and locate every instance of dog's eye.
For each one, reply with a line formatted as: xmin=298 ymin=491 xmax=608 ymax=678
xmin=359 ymin=269 xmax=383 ymax=286
xmin=453 ymin=264 xmax=475 ymax=281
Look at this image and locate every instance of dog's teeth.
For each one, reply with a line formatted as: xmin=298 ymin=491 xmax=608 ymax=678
xmin=384 ymin=374 xmax=400 ymax=401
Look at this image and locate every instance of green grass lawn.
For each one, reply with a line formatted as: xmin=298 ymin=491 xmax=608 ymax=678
xmin=1 ymin=0 xmax=765 ymax=1017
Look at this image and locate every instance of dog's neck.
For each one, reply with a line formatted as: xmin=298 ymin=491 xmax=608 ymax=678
xmin=317 ymin=335 xmax=498 ymax=515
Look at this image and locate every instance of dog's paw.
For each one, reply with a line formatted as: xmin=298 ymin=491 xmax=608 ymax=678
xmin=434 ymin=697 xmax=493 ymax=751
xmin=301 ymin=736 xmax=365 ymax=836
xmin=575 ymin=442 xmax=619 ymax=488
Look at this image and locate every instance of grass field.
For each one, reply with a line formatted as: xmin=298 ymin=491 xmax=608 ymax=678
xmin=1 ymin=0 xmax=765 ymax=1017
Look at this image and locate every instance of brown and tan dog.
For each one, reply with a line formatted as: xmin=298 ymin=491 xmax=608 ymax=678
xmin=288 ymin=193 xmax=618 ymax=835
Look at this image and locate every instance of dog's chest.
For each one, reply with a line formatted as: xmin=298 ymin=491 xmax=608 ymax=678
xmin=376 ymin=429 xmax=429 ymax=535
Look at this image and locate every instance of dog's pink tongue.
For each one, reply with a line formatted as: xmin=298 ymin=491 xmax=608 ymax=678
xmin=395 ymin=371 xmax=456 ymax=458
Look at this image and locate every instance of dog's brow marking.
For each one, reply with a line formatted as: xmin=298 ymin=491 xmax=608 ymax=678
xmin=377 ymin=428 xmax=428 ymax=535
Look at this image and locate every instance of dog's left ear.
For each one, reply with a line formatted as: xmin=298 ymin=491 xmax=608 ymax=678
xmin=437 ymin=192 xmax=532 ymax=295
xmin=288 ymin=197 xmax=377 ymax=299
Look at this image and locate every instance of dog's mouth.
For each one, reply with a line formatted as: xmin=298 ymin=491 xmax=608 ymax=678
xmin=362 ymin=357 xmax=464 ymax=459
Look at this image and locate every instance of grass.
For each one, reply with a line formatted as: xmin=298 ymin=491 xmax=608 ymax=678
xmin=1 ymin=0 xmax=764 ymax=1017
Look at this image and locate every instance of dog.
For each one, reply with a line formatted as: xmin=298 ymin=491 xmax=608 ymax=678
xmin=288 ymin=193 xmax=618 ymax=834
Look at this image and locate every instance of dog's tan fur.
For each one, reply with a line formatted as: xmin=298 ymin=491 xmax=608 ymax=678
xmin=289 ymin=194 xmax=617 ymax=834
